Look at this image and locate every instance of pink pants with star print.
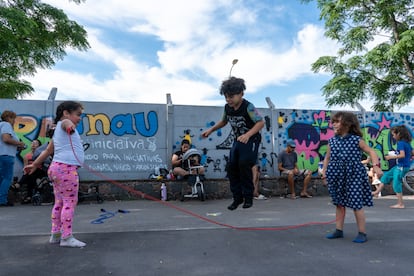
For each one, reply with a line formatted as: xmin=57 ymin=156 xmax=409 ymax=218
xmin=48 ymin=161 xmax=80 ymax=239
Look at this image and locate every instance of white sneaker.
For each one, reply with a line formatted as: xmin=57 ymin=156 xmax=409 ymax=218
xmin=254 ymin=194 xmax=268 ymax=200
xmin=372 ymin=179 xmax=381 ymax=185
xmin=60 ymin=236 xmax=86 ymax=248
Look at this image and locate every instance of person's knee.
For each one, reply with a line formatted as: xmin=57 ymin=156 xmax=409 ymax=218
xmin=173 ymin=167 xmax=187 ymax=176
xmin=393 ymin=181 xmax=403 ymax=193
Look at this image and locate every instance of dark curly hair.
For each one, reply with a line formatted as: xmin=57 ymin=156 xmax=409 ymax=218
xmin=391 ymin=125 xmax=412 ymax=142
xmin=219 ymin=77 xmax=246 ymax=96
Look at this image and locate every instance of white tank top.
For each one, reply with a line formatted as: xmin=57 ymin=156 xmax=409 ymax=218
xmin=52 ymin=121 xmax=84 ymax=166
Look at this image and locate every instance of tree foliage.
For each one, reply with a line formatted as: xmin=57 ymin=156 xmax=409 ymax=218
xmin=0 ymin=0 xmax=89 ymax=99
xmin=302 ymin=0 xmax=414 ymax=111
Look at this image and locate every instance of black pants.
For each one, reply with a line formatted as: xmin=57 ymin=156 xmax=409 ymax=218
xmin=227 ymin=137 xmax=260 ymax=201
xmin=19 ymin=169 xmax=47 ymax=198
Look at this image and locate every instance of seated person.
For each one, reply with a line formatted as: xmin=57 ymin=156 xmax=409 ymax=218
xmin=171 ymin=139 xmax=204 ymax=179
xmin=18 ymin=139 xmax=46 ymax=203
xmin=278 ymin=139 xmax=312 ymax=199
xmin=362 ymin=155 xmax=381 ymax=196
xmin=19 ymin=126 xmax=55 ymax=203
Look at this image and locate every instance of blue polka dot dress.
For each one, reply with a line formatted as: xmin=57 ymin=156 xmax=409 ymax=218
xmin=326 ymin=134 xmax=373 ymax=210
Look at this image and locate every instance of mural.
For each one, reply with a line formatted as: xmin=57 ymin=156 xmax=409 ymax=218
xmin=276 ymin=110 xmax=414 ymax=175
xmin=1 ymin=100 xmax=413 ymax=181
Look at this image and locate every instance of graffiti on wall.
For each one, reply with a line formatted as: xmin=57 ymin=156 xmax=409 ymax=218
xmin=181 ymin=110 xmax=414 ymax=178
xmin=2 ymin=100 xmax=413 ymax=181
xmin=5 ymin=110 xmax=165 ymax=180
xmin=277 ymin=110 xmax=414 ymax=174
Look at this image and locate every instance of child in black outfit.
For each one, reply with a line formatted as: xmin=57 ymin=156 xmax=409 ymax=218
xmin=202 ymin=77 xmax=264 ymax=210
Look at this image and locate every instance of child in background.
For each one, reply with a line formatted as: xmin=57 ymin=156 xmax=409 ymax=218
xmin=25 ymin=101 xmax=86 ymax=248
xmin=321 ymin=111 xmax=383 ymax=243
xmin=372 ymin=125 xmax=413 ymax=208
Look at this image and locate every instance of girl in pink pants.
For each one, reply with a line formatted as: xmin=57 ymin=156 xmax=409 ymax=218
xmin=26 ymin=101 xmax=85 ymax=248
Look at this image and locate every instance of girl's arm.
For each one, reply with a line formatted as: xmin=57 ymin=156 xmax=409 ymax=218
xmin=61 ymin=119 xmax=75 ymax=134
xmin=321 ymin=145 xmax=331 ymax=181
xmin=25 ymin=141 xmax=54 ymax=175
xmin=385 ymin=141 xmax=407 ymax=161
xmin=359 ymin=139 xmax=383 ymax=177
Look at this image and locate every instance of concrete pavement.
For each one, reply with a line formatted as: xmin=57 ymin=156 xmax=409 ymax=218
xmin=1 ymin=195 xmax=414 ymax=276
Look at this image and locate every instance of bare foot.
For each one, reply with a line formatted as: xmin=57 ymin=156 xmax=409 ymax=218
xmin=390 ymin=204 xmax=405 ymax=209
xmin=300 ymin=192 xmax=313 ymax=198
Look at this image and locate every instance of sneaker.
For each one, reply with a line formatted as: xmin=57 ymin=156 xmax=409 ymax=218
xmin=254 ymin=194 xmax=267 ymax=200
xmin=49 ymin=233 xmax=61 ymax=244
xmin=372 ymin=179 xmax=381 ymax=185
xmin=352 ymin=232 xmax=367 ymax=243
xmin=60 ymin=236 xmax=86 ymax=248
xmin=326 ymin=229 xmax=344 ymax=239
xmin=242 ymin=200 xmax=253 ymax=209
xmin=227 ymin=200 xmax=243 ymax=211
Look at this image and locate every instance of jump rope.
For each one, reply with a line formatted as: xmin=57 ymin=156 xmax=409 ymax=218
xmin=66 ymin=127 xmax=342 ymax=231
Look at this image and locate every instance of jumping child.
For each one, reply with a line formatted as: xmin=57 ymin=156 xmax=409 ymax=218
xmin=201 ymin=77 xmax=264 ymax=210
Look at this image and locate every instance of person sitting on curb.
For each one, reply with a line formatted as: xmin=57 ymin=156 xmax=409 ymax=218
xmin=362 ymin=155 xmax=381 ymax=197
xmin=278 ymin=139 xmax=312 ymax=199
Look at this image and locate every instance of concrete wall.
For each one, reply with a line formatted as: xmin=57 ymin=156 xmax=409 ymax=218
xmin=1 ymin=99 xmax=413 ymax=182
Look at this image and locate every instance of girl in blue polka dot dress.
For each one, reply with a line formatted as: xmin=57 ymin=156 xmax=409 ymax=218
xmin=321 ymin=112 xmax=383 ymax=243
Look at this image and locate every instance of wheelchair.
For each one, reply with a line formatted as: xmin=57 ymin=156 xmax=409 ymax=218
xmin=180 ymin=149 xmax=206 ymax=201
xmin=31 ymin=176 xmax=54 ymax=206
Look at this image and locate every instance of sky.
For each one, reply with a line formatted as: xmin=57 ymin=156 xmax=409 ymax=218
xmin=23 ymin=0 xmax=414 ymax=113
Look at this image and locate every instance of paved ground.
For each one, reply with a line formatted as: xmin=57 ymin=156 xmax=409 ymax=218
xmin=1 ymin=194 xmax=414 ymax=276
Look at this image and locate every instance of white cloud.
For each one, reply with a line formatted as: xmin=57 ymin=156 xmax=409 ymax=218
xmin=26 ymin=1 xmax=343 ymax=110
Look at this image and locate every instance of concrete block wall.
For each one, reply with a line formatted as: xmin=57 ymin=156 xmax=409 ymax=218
xmin=2 ymin=99 xmax=414 ymax=184
xmin=79 ymin=177 xmax=402 ymax=202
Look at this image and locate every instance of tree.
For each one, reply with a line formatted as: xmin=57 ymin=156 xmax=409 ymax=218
xmin=302 ymin=0 xmax=414 ymax=111
xmin=0 ymin=0 xmax=89 ymax=99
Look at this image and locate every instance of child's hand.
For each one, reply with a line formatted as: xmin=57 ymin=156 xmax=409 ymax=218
xmin=236 ymin=134 xmax=249 ymax=144
xmin=23 ymin=164 xmax=35 ymax=175
xmin=66 ymin=126 xmax=75 ymax=134
xmin=62 ymin=119 xmax=75 ymax=135
xmin=373 ymin=166 xmax=383 ymax=178
xmin=201 ymin=130 xmax=210 ymax=138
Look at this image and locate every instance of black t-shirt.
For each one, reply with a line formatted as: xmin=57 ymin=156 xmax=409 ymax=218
xmin=223 ymin=99 xmax=262 ymax=141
